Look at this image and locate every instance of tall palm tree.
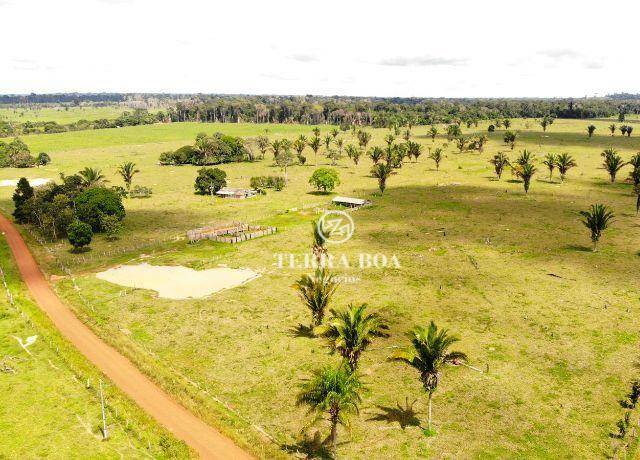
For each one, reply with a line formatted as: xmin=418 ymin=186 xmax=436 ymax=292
xmin=323 ymin=134 xmax=333 ymax=155
xmin=405 ymin=141 xmax=422 ymax=162
xmin=609 ymin=124 xmax=617 ymax=136
xmin=490 ymin=152 xmax=509 ymax=179
xmin=542 ymin=153 xmax=557 ymax=180
xmin=79 ymin=167 xmax=107 ymax=187
xmin=296 ymin=365 xmax=364 ymax=457
xmin=503 ymin=119 xmax=511 ymax=129
xmin=390 ymin=322 xmax=467 ymax=431
xmin=309 ymin=136 xmax=321 ymax=166
xmin=311 ymin=219 xmax=328 ymax=261
xmin=293 ymin=268 xmax=339 ymax=326
xmin=368 ymin=146 xmax=384 ymax=164
xmin=555 ymin=153 xmax=577 ymax=182
xmin=314 ymin=304 xmax=389 ymax=371
xmin=271 ymin=139 xmax=283 ymax=159
xmin=384 ymin=134 xmax=395 ymax=146
xmin=294 ymin=135 xmax=307 ymax=156
xmin=514 ymin=162 xmax=537 ymax=193
xmin=117 ymin=162 xmax=139 ymax=190
xmin=579 ymin=204 xmax=614 ymax=251
xmin=429 ymin=147 xmax=445 ymax=170
xmin=371 ymin=163 xmax=392 ymax=194
xmin=330 ymin=128 xmax=339 ymax=139
xmin=344 ymin=144 xmax=360 ymax=166
xmin=603 ymin=151 xmax=626 ymax=182
xmin=428 ymin=126 xmax=438 ymax=142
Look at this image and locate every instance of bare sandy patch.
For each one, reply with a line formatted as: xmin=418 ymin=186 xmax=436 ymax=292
xmin=0 ymin=178 xmax=52 ymax=187
xmin=96 ymin=263 xmax=260 ymax=300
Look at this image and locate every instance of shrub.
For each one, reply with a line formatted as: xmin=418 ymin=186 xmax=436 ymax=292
xmin=129 ymin=185 xmax=153 ymax=198
xmin=67 ymin=220 xmax=93 ymax=251
xmin=194 ymin=167 xmax=227 ymax=195
xmin=249 ymin=176 xmax=285 ymax=192
xmin=36 ymin=152 xmax=51 ymax=166
xmin=75 ymin=187 xmax=125 ymax=232
xmin=100 ymin=214 xmax=123 ymax=240
xmin=309 ymin=168 xmax=340 ymax=193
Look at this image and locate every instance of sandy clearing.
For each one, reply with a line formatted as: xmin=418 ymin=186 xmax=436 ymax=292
xmin=0 ymin=178 xmax=52 ymax=187
xmin=96 ymin=263 xmax=260 ymax=299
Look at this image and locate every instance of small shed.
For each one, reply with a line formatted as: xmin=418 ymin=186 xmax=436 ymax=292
xmin=216 ymin=187 xmax=258 ymax=199
xmin=332 ymin=196 xmax=371 ymax=208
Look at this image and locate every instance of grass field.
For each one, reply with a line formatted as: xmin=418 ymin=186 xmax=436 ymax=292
xmin=0 ymin=106 xmax=133 ymax=124
xmin=1 ymin=118 xmax=639 ymax=458
xmin=0 ymin=239 xmax=191 ymax=459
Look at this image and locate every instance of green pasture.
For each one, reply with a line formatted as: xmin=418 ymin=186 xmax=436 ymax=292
xmin=0 ymin=106 xmax=131 ymax=124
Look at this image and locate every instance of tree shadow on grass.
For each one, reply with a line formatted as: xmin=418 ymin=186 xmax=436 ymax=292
xmin=563 ymin=244 xmax=592 ymax=252
xmin=366 ymin=398 xmax=422 ymax=430
xmin=288 ymin=323 xmax=316 ymax=339
xmin=281 ymin=431 xmax=333 ymax=460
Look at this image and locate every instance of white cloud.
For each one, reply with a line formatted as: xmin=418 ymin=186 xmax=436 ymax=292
xmin=1 ymin=0 xmax=638 ymax=97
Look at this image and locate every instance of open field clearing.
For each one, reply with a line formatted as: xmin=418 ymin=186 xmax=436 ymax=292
xmin=1 ymin=118 xmax=640 ymax=458
xmin=0 ymin=106 xmax=133 ymax=124
xmin=0 ymin=238 xmax=190 ymax=458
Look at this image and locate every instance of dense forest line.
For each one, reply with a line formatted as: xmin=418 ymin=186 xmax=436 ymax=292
xmin=3 ymin=94 xmax=640 ymax=135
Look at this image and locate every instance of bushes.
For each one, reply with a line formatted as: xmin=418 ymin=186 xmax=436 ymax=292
xmin=129 ymin=185 xmax=153 ymax=198
xmin=309 ymin=168 xmax=340 ymax=193
xmin=194 ymin=167 xmax=227 ymax=195
xmin=75 ymin=187 xmax=125 ymax=232
xmin=250 ymin=176 xmax=285 ymax=192
xmin=159 ymin=132 xmax=249 ymax=166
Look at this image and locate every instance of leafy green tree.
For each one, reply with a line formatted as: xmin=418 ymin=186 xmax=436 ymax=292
xmin=117 ymin=162 xmax=140 ymax=190
xmin=12 ymin=177 xmax=34 ymax=223
xmin=371 ymin=163 xmax=392 ymax=194
xmin=293 ymin=135 xmax=307 ymax=157
xmin=79 ymin=167 xmax=107 ymax=187
xmin=194 ymin=167 xmax=227 ymax=195
xmin=475 ymin=134 xmax=488 ymax=152
xmin=309 ymin=168 xmax=340 ymax=193
xmin=429 ymin=147 xmax=445 ymax=170
xmin=275 ymin=145 xmax=297 ymax=183
xmin=602 ymin=151 xmax=626 ymax=182
xmin=540 ymin=115 xmax=554 ymax=132
xmin=357 ymin=130 xmax=372 ymax=149
xmin=503 ymin=119 xmax=511 ymax=129
xmin=256 ymin=135 xmax=270 ymax=159
xmin=296 ymin=365 xmax=364 ymax=457
xmin=503 ymin=130 xmax=517 ymax=150
xmin=555 ymin=153 xmax=577 ymax=182
xmin=542 ymin=153 xmax=557 ymax=180
xmin=315 ymin=303 xmax=389 ymax=371
xmin=428 ymin=126 xmax=438 ymax=142
xmin=36 ymin=152 xmax=51 ymax=166
xmin=294 ymin=268 xmax=339 ymax=326
xmin=579 ymin=204 xmax=614 ymax=251
xmin=390 ymin=321 xmax=467 ymax=431
xmin=67 ymin=220 xmax=93 ymax=252
xmin=587 ymin=125 xmax=596 ymax=138
xmin=368 ymin=146 xmax=384 ymax=164
xmin=75 ymin=187 xmax=125 ymax=232
xmin=455 ymin=136 xmax=467 ymax=153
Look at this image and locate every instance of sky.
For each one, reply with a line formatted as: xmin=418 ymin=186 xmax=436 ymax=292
xmin=1 ymin=0 xmax=638 ymax=98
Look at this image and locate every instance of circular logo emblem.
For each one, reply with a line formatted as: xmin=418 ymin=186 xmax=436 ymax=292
xmin=318 ymin=210 xmax=355 ymax=244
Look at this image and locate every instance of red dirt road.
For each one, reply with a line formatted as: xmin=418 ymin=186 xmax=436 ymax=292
xmin=0 ymin=213 xmax=252 ymax=460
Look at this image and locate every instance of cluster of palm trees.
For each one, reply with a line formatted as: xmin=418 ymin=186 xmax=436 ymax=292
xmin=76 ymin=163 xmax=140 ymax=191
xmin=292 ymin=222 xmax=468 ymax=456
xmin=608 ymin=124 xmax=635 ymax=137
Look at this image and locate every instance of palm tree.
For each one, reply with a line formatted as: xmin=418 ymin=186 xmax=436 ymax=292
xmin=312 ymin=127 xmax=321 ymax=137
xmin=323 ymin=134 xmax=333 ymax=155
xmin=117 ymin=162 xmax=139 ymax=190
xmin=514 ymin=162 xmax=537 ymax=193
xmin=405 ymin=141 xmax=422 ymax=162
xmin=503 ymin=130 xmax=517 ymax=150
xmin=271 ymin=139 xmax=283 ymax=159
xmin=628 ymin=153 xmax=640 ymax=188
xmin=315 ymin=304 xmax=389 ymax=371
xmin=309 ymin=136 xmax=321 ymax=166
xmin=294 ymin=135 xmax=307 ymax=156
xmin=311 ymin=219 xmax=328 ymax=261
xmin=256 ymin=135 xmax=270 ymax=159
xmin=344 ymin=144 xmax=361 ymax=166
xmin=603 ymin=151 xmax=626 ymax=182
xmin=542 ymin=153 xmax=557 ymax=180
xmin=540 ymin=115 xmax=553 ymax=132
xmin=621 ymin=125 xmax=629 ymax=136
xmin=390 ymin=322 xmax=467 ymax=431
xmin=455 ymin=136 xmax=467 ymax=153
xmin=475 ymin=134 xmax=488 ymax=152
xmin=503 ymin=119 xmax=511 ymax=129
xmin=368 ymin=146 xmax=384 ymax=165
xmin=515 ymin=149 xmax=535 ymax=166
xmin=555 ymin=153 xmax=577 ymax=182
xmin=428 ymin=126 xmax=438 ymax=142
xmin=330 ymin=128 xmax=339 ymax=139
xmin=609 ymin=124 xmax=617 ymax=136
xmin=587 ymin=125 xmax=596 ymax=138
xmin=79 ymin=167 xmax=107 ymax=187
xmin=294 ymin=268 xmax=339 ymax=327
xmin=384 ymin=134 xmax=395 ymax=146
xmin=402 ymin=129 xmax=411 ymax=142
xmin=627 ymin=126 xmax=634 ymax=137
xmin=579 ymin=204 xmax=614 ymax=251
xmin=489 ymin=152 xmax=510 ymax=179
xmin=429 ymin=147 xmax=445 ymax=170
xmin=296 ymin=365 xmax=364 ymax=457
xmin=371 ymin=163 xmax=392 ymax=194
xmin=357 ymin=130 xmax=371 ymax=149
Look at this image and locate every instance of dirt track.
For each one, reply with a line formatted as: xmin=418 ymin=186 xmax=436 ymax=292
xmin=0 ymin=213 xmax=253 ymax=460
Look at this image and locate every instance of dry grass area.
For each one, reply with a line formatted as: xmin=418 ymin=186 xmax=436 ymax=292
xmin=1 ymin=118 xmax=639 ymax=458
